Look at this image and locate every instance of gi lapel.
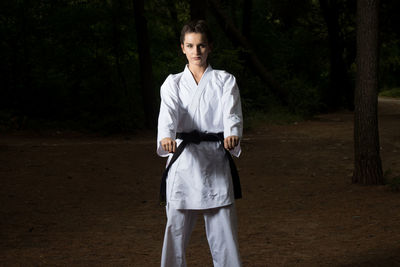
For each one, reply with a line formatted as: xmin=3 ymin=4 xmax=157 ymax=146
xmin=186 ymin=65 xmax=213 ymax=128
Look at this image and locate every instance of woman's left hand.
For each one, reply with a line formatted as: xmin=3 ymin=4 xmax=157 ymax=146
xmin=224 ymin=135 xmax=239 ymax=150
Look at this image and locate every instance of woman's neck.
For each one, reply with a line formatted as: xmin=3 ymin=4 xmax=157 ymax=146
xmin=188 ymin=63 xmax=208 ymax=84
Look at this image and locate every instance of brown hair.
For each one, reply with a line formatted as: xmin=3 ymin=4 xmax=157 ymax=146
xmin=180 ymin=20 xmax=213 ymax=44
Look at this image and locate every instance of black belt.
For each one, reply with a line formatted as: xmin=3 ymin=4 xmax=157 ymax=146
xmin=159 ymin=130 xmax=242 ymax=206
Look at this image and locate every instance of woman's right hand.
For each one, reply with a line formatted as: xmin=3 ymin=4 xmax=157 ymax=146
xmin=161 ymin=137 xmax=176 ymax=153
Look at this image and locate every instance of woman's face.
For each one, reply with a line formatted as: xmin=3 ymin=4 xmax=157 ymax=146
xmin=181 ymin=32 xmax=211 ymax=68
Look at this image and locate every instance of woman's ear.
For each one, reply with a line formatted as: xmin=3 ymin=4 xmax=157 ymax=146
xmin=181 ymin=43 xmax=185 ymax=54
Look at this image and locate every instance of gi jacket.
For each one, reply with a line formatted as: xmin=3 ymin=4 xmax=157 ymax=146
xmin=157 ymin=65 xmax=243 ymax=209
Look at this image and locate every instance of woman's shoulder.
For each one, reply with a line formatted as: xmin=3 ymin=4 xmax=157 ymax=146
xmin=211 ymin=68 xmax=236 ymax=83
xmin=162 ymin=71 xmax=184 ymax=88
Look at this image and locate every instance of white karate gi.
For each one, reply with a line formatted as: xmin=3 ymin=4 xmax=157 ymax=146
xmin=157 ymin=65 xmax=243 ymax=267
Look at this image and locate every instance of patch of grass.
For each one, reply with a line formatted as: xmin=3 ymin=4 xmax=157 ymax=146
xmin=244 ymin=107 xmax=304 ymax=130
xmin=379 ymin=88 xmax=400 ymax=98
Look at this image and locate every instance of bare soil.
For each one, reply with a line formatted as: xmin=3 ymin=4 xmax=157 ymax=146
xmin=1 ymin=97 xmax=400 ymax=267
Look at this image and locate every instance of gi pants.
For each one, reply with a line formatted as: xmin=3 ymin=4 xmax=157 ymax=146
xmin=161 ymin=204 xmax=241 ymax=267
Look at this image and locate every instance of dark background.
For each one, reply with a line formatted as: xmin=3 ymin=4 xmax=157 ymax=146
xmin=1 ymin=0 xmax=399 ymax=132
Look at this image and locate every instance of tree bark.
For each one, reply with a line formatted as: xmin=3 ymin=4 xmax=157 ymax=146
xmin=208 ymin=0 xmax=288 ymax=105
xmin=133 ymin=0 xmax=157 ymax=129
xmin=353 ymin=0 xmax=383 ymax=184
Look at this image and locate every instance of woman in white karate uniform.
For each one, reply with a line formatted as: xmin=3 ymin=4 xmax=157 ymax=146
xmin=157 ymin=20 xmax=243 ymax=267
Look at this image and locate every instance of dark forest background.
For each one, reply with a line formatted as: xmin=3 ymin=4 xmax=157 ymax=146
xmin=1 ymin=0 xmax=399 ymax=132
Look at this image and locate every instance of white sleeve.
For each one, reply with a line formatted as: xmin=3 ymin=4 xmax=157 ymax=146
xmin=222 ymin=74 xmax=243 ymax=157
xmin=156 ymin=75 xmax=180 ymax=157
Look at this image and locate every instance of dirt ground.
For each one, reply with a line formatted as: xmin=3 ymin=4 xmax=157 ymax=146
xmin=1 ymin=97 xmax=400 ymax=267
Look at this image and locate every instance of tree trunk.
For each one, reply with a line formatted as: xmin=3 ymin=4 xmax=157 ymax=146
xmin=208 ymin=0 xmax=288 ymax=105
xmin=319 ymin=0 xmax=354 ymax=110
xmin=133 ymin=0 xmax=157 ymax=129
xmin=353 ymin=0 xmax=383 ymax=184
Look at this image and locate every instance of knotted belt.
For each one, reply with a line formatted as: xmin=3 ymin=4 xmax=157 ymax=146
xmin=159 ymin=130 xmax=242 ymax=206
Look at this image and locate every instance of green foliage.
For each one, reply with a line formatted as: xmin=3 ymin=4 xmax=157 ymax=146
xmin=379 ymin=88 xmax=400 ymax=98
xmin=249 ymin=0 xmax=330 ymax=114
xmin=0 ymin=110 xmax=26 ymax=131
xmin=388 ymin=176 xmax=400 ymax=192
xmin=285 ymin=78 xmax=325 ymax=115
xmin=0 ymin=0 xmax=399 ymax=132
xmin=384 ymin=169 xmax=400 ymax=192
xmin=175 ymin=0 xmax=191 ymax=24
xmin=380 ymin=0 xmax=400 ymax=88
xmin=380 ymin=40 xmax=400 ymax=88
xmin=244 ymin=107 xmax=303 ymax=130
xmin=0 ymin=0 xmax=144 ymax=131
